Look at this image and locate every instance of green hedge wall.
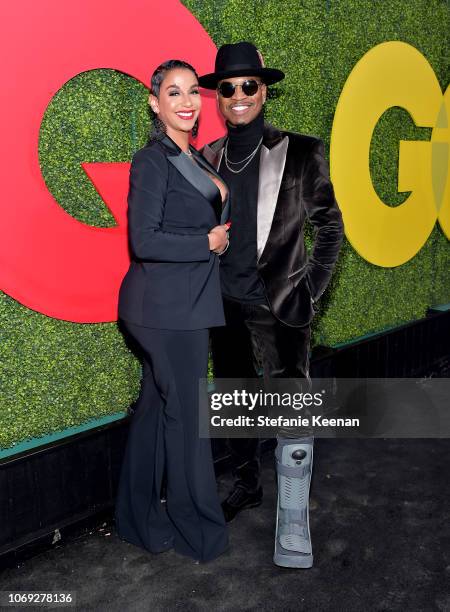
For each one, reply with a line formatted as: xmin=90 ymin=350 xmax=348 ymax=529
xmin=1 ymin=0 xmax=448 ymax=451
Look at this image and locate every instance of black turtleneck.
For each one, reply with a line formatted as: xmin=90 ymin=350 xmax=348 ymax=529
xmin=219 ymin=112 xmax=267 ymax=303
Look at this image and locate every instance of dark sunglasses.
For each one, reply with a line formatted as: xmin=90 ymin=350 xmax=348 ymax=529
xmin=217 ymin=79 xmax=263 ymax=98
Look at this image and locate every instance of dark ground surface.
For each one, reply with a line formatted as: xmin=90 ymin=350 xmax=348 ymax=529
xmin=1 ymin=438 xmax=449 ymax=612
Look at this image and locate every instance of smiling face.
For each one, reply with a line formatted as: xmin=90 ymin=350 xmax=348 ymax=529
xmin=149 ymin=67 xmax=201 ymax=140
xmin=217 ymin=75 xmax=267 ymax=126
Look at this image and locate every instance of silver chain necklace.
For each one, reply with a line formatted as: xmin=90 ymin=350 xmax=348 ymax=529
xmin=224 ymin=136 xmax=263 ymax=174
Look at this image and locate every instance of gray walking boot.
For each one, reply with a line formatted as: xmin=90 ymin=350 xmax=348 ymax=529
xmin=273 ymin=437 xmax=314 ymax=568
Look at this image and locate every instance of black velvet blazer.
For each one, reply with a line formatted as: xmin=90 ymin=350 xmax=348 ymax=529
xmin=118 ymin=135 xmax=230 ymax=330
xmin=203 ymin=123 xmax=344 ymax=327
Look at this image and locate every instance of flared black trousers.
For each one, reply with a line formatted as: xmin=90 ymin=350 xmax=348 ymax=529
xmin=115 ymin=320 xmax=228 ymax=562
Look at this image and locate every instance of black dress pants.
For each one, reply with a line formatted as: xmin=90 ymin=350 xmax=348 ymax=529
xmin=115 ymin=320 xmax=228 ymax=562
xmin=211 ymin=297 xmax=311 ymax=492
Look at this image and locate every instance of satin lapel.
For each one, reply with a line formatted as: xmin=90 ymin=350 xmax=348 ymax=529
xmin=167 ymin=153 xmax=222 ymax=221
xmin=191 ymin=148 xmax=223 ymax=179
xmin=257 ymin=136 xmax=289 ymax=261
xmin=191 ymin=149 xmax=231 ymax=224
xmin=202 ymin=137 xmax=226 ymax=171
xmin=220 ymin=193 xmax=231 ymax=225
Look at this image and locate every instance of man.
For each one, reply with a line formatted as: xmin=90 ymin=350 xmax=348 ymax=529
xmin=199 ymin=42 xmax=344 ymax=568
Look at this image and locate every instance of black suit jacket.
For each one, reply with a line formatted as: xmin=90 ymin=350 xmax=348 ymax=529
xmin=202 ymin=122 xmax=344 ymax=327
xmin=118 ymin=135 xmax=230 ymax=330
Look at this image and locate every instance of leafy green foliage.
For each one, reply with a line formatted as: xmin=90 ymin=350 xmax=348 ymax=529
xmin=1 ymin=1 xmax=448 ymax=450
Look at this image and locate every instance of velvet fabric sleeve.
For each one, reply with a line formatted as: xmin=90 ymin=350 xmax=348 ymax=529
xmin=302 ymin=139 xmax=345 ymax=302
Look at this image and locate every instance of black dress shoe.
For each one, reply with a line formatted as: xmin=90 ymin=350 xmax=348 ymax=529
xmin=221 ymin=485 xmax=263 ymax=523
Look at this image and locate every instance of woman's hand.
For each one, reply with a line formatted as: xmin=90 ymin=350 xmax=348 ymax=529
xmin=208 ymin=224 xmax=229 ymax=254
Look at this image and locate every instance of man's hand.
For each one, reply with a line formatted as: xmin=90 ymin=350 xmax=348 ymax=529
xmin=208 ymin=224 xmax=229 ymax=254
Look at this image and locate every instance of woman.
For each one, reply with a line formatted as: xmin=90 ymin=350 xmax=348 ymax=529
xmin=115 ymin=60 xmax=230 ymax=562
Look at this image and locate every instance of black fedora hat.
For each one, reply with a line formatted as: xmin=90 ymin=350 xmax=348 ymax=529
xmin=198 ymin=41 xmax=285 ymax=89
